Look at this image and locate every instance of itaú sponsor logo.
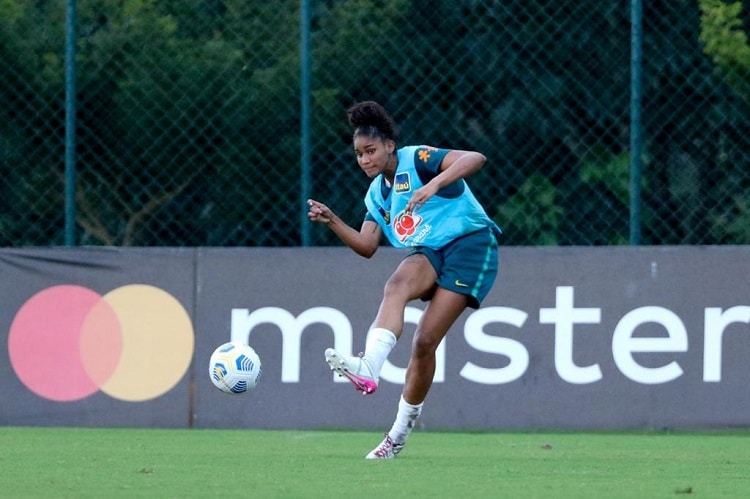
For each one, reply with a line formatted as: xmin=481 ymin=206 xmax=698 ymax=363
xmin=230 ymin=286 xmax=750 ymax=386
xmin=8 ymin=284 xmax=194 ymax=402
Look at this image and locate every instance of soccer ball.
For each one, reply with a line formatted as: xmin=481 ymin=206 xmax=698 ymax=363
xmin=209 ymin=342 xmax=262 ymax=394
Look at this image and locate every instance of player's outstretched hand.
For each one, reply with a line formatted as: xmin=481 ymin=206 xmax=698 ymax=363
xmin=307 ymin=199 xmax=333 ymax=225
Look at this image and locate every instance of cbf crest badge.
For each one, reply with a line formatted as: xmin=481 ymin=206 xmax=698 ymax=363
xmin=394 ymin=172 xmax=411 ymax=193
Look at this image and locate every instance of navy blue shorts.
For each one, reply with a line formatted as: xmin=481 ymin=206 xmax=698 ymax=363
xmin=409 ymin=226 xmax=500 ymax=309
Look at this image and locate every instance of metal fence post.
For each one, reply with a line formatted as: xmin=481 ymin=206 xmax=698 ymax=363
xmin=300 ymin=0 xmax=312 ymax=247
xmin=630 ymin=0 xmax=643 ymax=245
xmin=64 ymin=0 xmax=77 ymax=246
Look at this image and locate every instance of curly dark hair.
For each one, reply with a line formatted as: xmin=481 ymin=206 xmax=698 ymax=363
xmin=347 ymin=101 xmax=399 ymax=142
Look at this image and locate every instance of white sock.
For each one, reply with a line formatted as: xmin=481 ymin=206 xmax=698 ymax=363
xmin=363 ymin=327 xmax=397 ymax=379
xmin=388 ymin=395 xmax=423 ymax=444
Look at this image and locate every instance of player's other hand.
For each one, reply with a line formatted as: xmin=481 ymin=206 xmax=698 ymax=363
xmin=405 ymin=183 xmax=438 ymax=214
xmin=307 ymin=199 xmax=333 ymax=224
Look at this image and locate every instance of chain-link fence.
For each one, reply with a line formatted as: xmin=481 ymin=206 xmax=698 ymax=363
xmin=1 ymin=0 xmax=749 ymax=247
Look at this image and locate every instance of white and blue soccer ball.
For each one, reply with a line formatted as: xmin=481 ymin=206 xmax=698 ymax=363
xmin=209 ymin=342 xmax=262 ymax=394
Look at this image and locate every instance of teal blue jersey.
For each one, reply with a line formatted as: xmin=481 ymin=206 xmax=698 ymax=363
xmin=364 ymin=145 xmax=502 ymax=249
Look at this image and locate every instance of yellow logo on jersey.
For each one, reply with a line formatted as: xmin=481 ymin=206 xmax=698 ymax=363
xmin=418 ymin=146 xmax=439 ymax=163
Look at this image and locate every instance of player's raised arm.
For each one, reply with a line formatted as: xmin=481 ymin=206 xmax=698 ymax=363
xmin=437 ymin=149 xmax=486 ymax=179
xmin=307 ymin=199 xmax=382 ymax=258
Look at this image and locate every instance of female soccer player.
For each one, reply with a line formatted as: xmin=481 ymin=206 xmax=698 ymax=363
xmin=307 ymin=101 xmax=502 ymax=459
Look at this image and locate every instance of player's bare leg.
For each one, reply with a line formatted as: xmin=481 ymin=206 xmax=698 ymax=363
xmin=367 ymin=288 xmax=469 ymax=459
xmin=372 ymin=254 xmax=438 ymax=338
xmin=403 ymin=287 xmax=469 ymax=403
xmin=325 ymin=254 xmax=436 ymax=395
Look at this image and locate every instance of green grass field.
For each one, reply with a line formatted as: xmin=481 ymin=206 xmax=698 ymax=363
xmin=1 ymin=427 xmax=748 ymax=498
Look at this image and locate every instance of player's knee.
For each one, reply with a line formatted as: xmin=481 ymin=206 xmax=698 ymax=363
xmin=382 ymin=273 xmax=412 ymax=298
xmin=412 ymin=333 xmax=441 ymax=359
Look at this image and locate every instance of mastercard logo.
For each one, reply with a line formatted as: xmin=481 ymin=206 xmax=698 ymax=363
xmin=8 ymin=284 xmax=194 ymax=402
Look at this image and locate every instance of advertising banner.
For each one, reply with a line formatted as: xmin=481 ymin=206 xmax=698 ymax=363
xmin=0 ymin=248 xmax=196 ymax=427
xmin=1 ymin=246 xmax=748 ymax=430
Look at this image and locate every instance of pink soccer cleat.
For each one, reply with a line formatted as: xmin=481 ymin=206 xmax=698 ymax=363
xmin=325 ymin=348 xmax=378 ymax=395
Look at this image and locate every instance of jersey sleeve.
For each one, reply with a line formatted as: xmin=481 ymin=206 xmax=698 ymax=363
xmin=413 ymin=146 xmax=450 ymax=178
xmin=412 ymin=146 xmax=450 ymax=183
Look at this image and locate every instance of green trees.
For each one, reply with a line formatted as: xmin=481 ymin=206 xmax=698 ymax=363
xmin=0 ymin=0 xmax=748 ymax=246
xmin=699 ymin=0 xmax=750 ymax=243
xmin=72 ymin=0 xmax=304 ymax=245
